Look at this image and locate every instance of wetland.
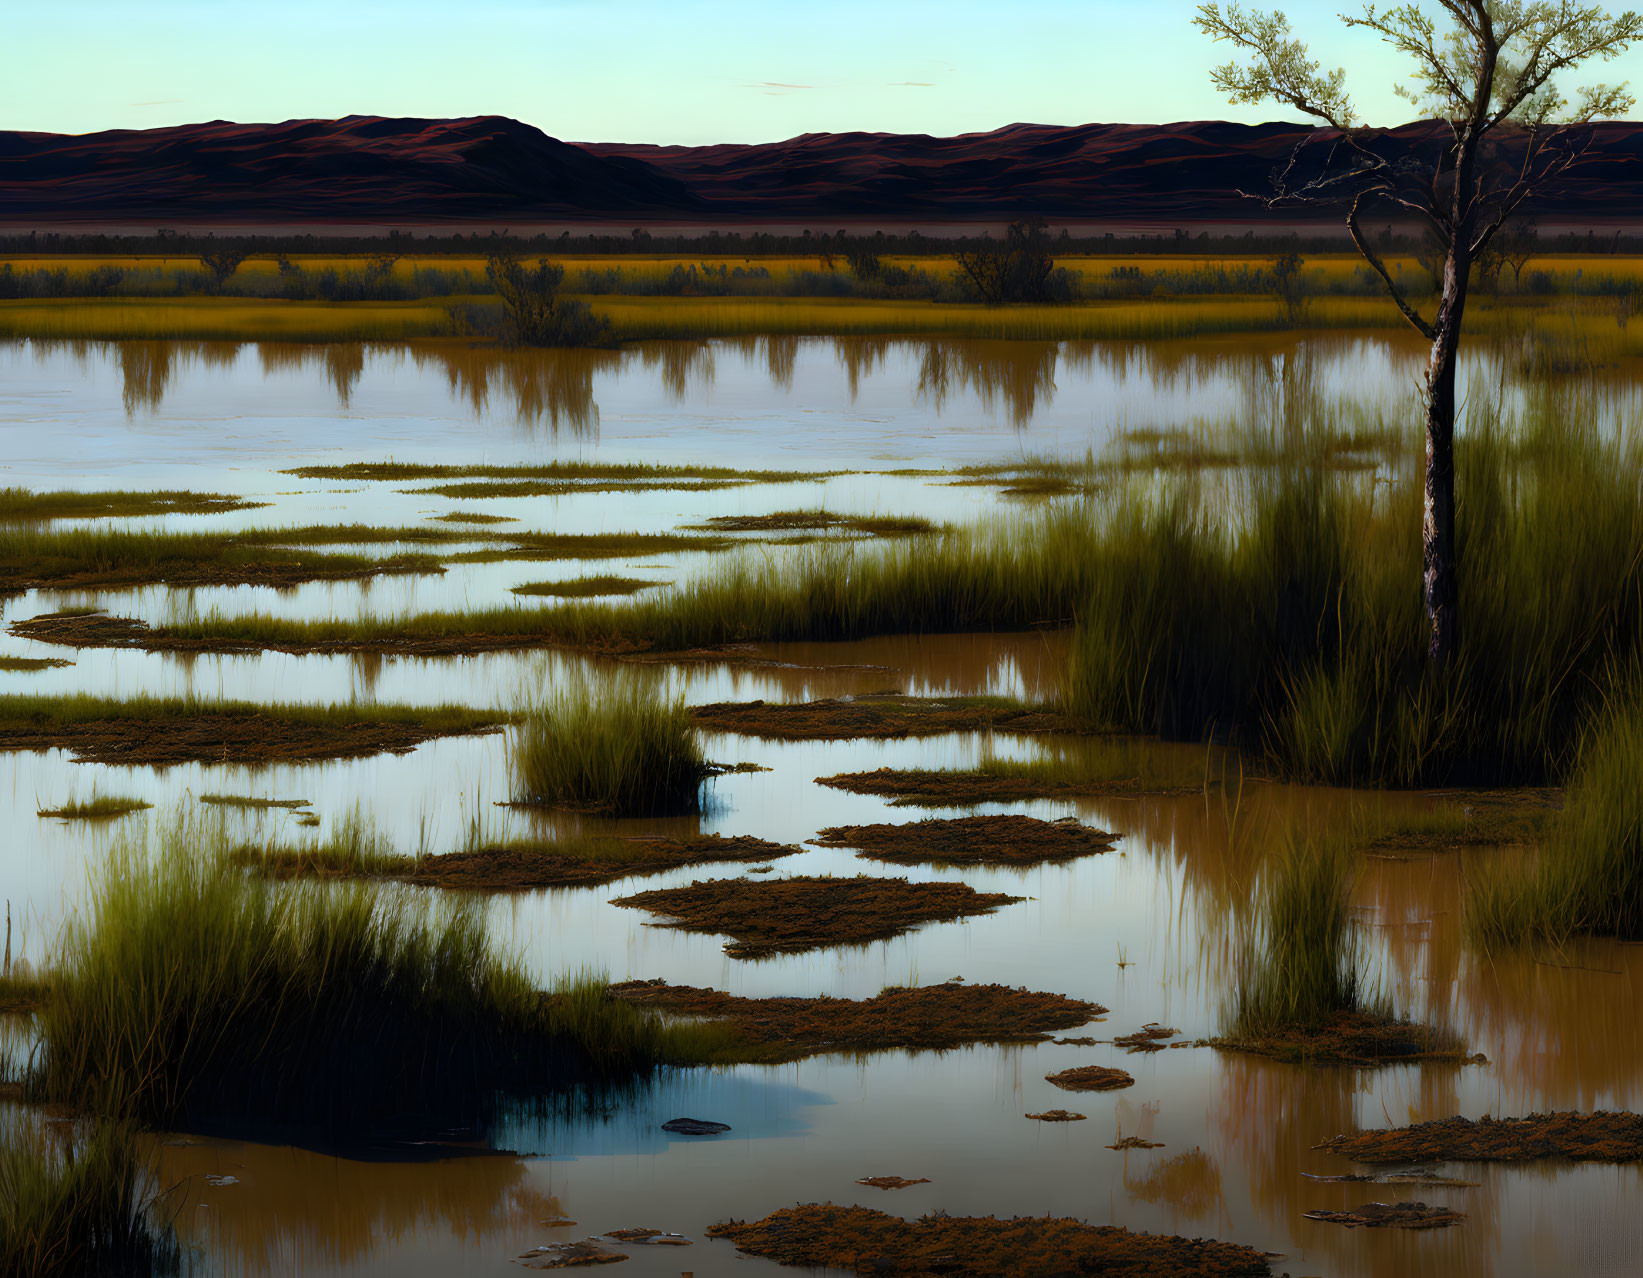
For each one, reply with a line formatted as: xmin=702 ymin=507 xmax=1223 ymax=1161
xmin=4 ymin=332 xmax=1643 ymax=1277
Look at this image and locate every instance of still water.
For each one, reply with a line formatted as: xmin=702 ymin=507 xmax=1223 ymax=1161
xmin=2 ymin=335 xmax=1640 ymax=1277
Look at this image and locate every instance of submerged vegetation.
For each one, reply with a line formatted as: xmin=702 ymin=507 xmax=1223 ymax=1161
xmin=509 ymin=670 xmax=706 ymax=816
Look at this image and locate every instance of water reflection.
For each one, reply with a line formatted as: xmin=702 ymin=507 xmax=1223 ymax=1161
xmin=21 ymin=333 xmax=1643 ymax=448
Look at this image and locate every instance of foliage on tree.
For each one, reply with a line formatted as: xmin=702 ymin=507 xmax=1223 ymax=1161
xmin=952 ymin=218 xmax=1060 ymax=304
xmin=484 ymin=255 xmax=609 ymax=347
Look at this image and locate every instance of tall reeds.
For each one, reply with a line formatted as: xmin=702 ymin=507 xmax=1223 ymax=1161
xmin=510 ymin=670 xmax=705 ymax=815
xmin=1467 ymin=682 xmax=1643 ymax=945
xmin=33 ymin=818 xmax=708 ymax=1134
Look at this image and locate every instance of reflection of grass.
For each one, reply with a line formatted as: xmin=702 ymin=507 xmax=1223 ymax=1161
xmin=0 ymin=1115 xmax=177 ymax=1278
xmin=31 ymin=820 xmax=723 ymax=1130
xmin=37 ymin=794 xmax=152 ymax=821
xmin=510 ymin=670 xmax=705 ymax=816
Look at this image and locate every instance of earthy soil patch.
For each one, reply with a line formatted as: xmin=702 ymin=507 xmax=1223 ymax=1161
xmin=856 ymin=1176 xmax=930 ymax=1190
xmin=817 ymin=766 xmax=1192 ymax=806
xmin=1047 ymin=1066 xmax=1135 ymax=1092
xmin=610 ymin=875 xmax=1023 ymax=957
xmin=0 ymin=703 xmax=503 ymax=766
xmin=1109 ymin=1137 xmax=1166 ymax=1150
xmin=1026 ymin=1109 xmax=1087 ymax=1122
xmin=1212 ymin=1012 xmax=1475 ymax=1067
xmin=199 ymin=795 xmax=311 ymax=810
xmin=691 ymin=694 xmax=1086 ymax=741
xmin=607 ymin=979 xmax=1105 ymax=1061
xmin=512 ymin=575 xmax=663 ymax=599
xmin=686 ymin=511 xmax=932 ymax=535
xmin=705 ymin=1204 xmax=1271 ymax=1277
xmin=515 ymin=1240 xmax=626 ymax=1268
xmin=403 ymin=836 xmax=798 ymax=891
xmin=813 ymin=814 xmax=1118 ymax=866
xmin=1316 ymin=1112 xmax=1643 ymax=1164
xmin=1114 ymin=1024 xmax=1180 ymax=1052
xmin=0 ymin=552 xmax=436 ymax=595
xmin=1302 ymin=1171 xmax=1479 ymax=1187
xmin=599 ymin=1229 xmax=689 ymax=1246
xmin=1302 ymin=1201 xmax=1465 ymax=1229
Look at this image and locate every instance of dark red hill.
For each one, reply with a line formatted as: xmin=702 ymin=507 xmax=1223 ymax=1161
xmin=2 ymin=114 xmax=1638 ymax=223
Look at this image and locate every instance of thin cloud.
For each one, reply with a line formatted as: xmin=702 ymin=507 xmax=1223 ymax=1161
xmin=891 ymin=81 xmax=934 ymax=87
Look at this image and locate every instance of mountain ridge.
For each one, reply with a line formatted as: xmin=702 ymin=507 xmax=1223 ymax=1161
xmin=2 ymin=114 xmax=1637 ymax=223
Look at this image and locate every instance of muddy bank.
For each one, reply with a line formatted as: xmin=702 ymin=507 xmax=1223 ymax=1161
xmin=814 ymin=814 xmax=1119 ymax=866
xmin=817 ymin=765 xmax=1193 ymax=805
xmin=1213 ymin=1011 xmax=1474 ymax=1067
xmin=705 ymin=1204 xmax=1271 ymax=1277
xmin=1302 ymin=1201 xmax=1464 ymax=1229
xmin=693 ymin=693 xmax=1083 ymax=740
xmin=250 ymin=834 xmax=800 ymax=891
xmin=610 ymin=875 xmax=1024 ymax=956
xmin=0 ymin=696 xmax=505 ymax=766
xmin=607 ymin=979 xmax=1103 ymax=1060
xmin=1317 ymin=1111 xmax=1643 ymax=1164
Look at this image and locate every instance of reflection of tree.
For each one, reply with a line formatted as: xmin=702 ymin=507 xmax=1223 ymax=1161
xmin=914 ymin=339 xmax=1059 ymax=429
xmin=154 ymin=1137 xmax=560 ymax=1276
xmin=639 ymin=341 xmax=715 ymax=402
xmin=834 ymin=336 xmax=892 ymax=400
xmin=412 ymin=346 xmax=622 ymax=435
xmin=119 ymin=341 xmax=179 ymax=415
xmin=323 ymin=343 xmax=365 ymax=407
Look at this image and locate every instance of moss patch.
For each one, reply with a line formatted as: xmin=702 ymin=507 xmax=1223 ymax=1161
xmin=611 ymin=875 xmax=1023 ymax=957
xmin=813 ymin=814 xmax=1118 ymax=866
xmin=512 ymin=575 xmax=663 ymax=599
xmin=705 ymin=1204 xmax=1271 ymax=1277
xmin=816 ymin=763 xmax=1192 ymax=806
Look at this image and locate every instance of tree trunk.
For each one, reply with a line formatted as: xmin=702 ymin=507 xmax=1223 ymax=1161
xmin=1423 ymin=251 xmax=1469 ymax=672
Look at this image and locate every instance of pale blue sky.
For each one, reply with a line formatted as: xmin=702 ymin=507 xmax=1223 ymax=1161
xmin=6 ymin=0 xmax=1641 ymax=143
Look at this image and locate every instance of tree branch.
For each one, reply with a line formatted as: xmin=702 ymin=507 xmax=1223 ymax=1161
xmin=1347 ymin=190 xmax=1437 ymax=340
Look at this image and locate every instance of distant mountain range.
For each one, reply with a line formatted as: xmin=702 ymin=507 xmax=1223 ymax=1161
xmin=1 ymin=114 xmax=1638 ymax=224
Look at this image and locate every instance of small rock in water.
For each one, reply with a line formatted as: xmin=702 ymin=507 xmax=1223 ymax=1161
xmin=661 ymin=1117 xmax=732 ymax=1135
xmin=1107 ymin=1136 xmax=1164 ymax=1150
xmin=540 ymin=1217 xmax=578 ymax=1228
xmin=854 ymin=1175 xmax=931 ymax=1190
xmin=515 ymin=1240 xmax=627 ymax=1268
xmin=1026 ymin=1109 xmax=1087 ymax=1122
xmin=602 ymin=1228 xmax=691 ymax=1246
xmin=1303 ymin=1200 xmax=1465 ymax=1229
xmin=204 ymin=1174 xmax=239 ymax=1187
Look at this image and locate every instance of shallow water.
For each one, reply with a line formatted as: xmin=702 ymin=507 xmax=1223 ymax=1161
xmin=3 ymin=335 xmax=1641 ymax=1277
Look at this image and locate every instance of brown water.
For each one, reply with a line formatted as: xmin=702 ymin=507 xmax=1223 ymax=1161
xmin=2 ymin=335 xmax=1640 ymax=1276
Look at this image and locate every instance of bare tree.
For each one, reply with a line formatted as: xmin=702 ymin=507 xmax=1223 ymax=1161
xmin=953 ymin=218 xmax=1058 ymax=304
xmin=1195 ymin=1 xmax=1642 ymax=670
xmin=199 ymin=249 xmax=248 ymax=292
xmin=1498 ymin=214 xmax=1541 ymax=284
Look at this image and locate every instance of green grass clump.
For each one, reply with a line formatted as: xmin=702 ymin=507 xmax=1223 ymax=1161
xmin=511 ymin=575 xmax=663 ymax=599
xmin=0 ymin=487 xmax=258 ymax=523
xmin=511 ymin=671 xmax=706 ymax=815
xmin=1467 ymin=689 xmax=1643 ymax=946
xmin=0 ymin=656 xmax=73 ymax=672
xmin=38 ymin=794 xmax=152 ymax=821
xmin=32 ymin=820 xmax=715 ymax=1133
xmin=0 ymin=1116 xmax=177 ymax=1278
xmin=1063 ymin=399 xmax=1643 ymax=787
xmin=197 ymin=794 xmax=311 ymax=810
xmin=1225 ymin=836 xmax=1363 ymax=1041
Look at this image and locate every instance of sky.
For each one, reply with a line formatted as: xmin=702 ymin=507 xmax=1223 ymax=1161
xmin=6 ymin=0 xmax=1642 ymax=144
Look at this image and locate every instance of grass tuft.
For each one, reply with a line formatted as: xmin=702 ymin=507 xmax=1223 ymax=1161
xmin=510 ymin=670 xmax=705 ymax=815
